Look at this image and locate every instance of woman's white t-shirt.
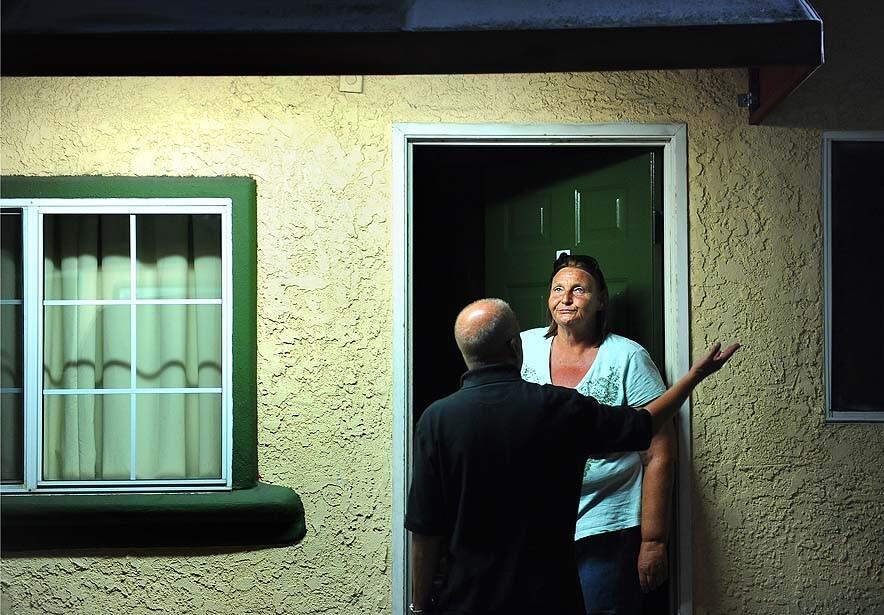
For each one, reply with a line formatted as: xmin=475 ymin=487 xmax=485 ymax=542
xmin=520 ymin=328 xmax=666 ymax=540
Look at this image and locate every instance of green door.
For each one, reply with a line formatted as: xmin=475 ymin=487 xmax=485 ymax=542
xmin=484 ymin=148 xmax=663 ymax=368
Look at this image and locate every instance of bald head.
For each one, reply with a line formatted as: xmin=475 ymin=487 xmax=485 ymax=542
xmin=454 ymin=298 xmax=522 ymax=370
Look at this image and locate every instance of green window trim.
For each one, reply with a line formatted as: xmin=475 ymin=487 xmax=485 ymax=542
xmin=0 ymin=176 xmax=305 ymax=549
xmin=1 ymin=482 xmax=305 ymax=550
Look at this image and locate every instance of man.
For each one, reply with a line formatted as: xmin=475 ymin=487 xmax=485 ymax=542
xmin=405 ymin=298 xmax=738 ymax=615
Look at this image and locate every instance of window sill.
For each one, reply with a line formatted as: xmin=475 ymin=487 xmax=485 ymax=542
xmin=0 ymin=482 xmax=305 ymax=550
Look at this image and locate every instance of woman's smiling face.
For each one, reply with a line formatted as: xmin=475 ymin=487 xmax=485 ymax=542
xmin=548 ymin=267 xmax=606 ymax=332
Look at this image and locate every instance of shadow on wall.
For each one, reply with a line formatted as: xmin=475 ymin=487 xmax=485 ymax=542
xmin=761 ymin=0 xmax=884 ymax=129
xmin=691 ymin=467 xmax=721 ymax=614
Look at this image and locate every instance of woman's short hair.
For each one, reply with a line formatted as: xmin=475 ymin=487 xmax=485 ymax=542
xmin=545 ymin=253 xmax=610 ymax=341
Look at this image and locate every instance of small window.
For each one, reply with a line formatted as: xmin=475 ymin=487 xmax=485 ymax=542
xmin=1 ymin=200 xmax=233 ymax=490
xmin=823 ymin=132 xmax=884 ymax=422
xmin=0 ymin=178 xmax=304 ymax=550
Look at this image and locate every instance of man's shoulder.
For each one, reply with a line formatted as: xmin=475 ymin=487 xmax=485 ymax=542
xmin=422 ymin=390 xmax=462 ymax=416
xmin=426 ymin=377 xmax=554 ymax=415
xmin=420 ymin=385 xmax=493 ymax=417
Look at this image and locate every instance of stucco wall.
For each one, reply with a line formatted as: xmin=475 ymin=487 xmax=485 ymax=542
xmin=1 ymin=69 xmax=881 ymax=615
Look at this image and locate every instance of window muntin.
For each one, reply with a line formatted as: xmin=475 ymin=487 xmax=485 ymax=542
xmin=0 ymin=200 xmax=233 ymax=491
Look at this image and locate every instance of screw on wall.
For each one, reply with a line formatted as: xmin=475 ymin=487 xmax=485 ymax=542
xmin=339 ymin=76 xmax=364 ymax=94
xmin=737 ymin=91 xmax=757 ymax=109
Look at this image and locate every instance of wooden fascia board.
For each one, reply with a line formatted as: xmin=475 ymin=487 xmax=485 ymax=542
xmin=747 ymin=64 xmax=821 ymax=125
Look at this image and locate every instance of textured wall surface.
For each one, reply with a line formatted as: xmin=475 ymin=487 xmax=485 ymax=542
xmin=1 ymin=68 xmax=882 ymax=615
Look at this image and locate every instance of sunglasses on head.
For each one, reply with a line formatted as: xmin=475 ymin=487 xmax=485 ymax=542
xmin=553 ymin=253 xmax=600 ymax=269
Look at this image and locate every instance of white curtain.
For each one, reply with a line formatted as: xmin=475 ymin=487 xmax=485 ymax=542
xmin=42 ymin=213 xmax=222 ymax=481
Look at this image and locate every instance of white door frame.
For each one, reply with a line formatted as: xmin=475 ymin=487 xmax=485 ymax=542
xmin=392 ymin=123 xmax=692 ymax=615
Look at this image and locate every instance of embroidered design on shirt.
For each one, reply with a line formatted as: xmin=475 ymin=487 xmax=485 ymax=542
xmin=579 ymin=366 xmax=622 ymax=476
xmin=521 ymin=364 xmax=540 ymax=383
xmin=580 ymin=367 xmax=620 ymax=406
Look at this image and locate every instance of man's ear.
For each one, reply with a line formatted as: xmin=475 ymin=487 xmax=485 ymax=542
xmin=509 ymin=334 xmax=524 ymax=367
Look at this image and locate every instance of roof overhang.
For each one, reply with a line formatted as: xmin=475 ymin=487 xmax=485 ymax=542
xmin=1 ymin=0 xmax=824 ymax=124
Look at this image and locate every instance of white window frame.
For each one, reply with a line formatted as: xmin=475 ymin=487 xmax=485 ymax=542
xmin=0 ymin=198 xmax=235 ymax=492
xmin=823 ymin=131 xmax=884 ymax=422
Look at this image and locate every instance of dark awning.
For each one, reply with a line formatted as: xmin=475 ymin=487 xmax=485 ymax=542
xmin=1 ymin=0 xmax=823 ymax=123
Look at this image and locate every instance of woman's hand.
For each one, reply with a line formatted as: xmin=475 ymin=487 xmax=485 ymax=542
xmin=689 ymin=342 xmax=740 ymax=381
xmin=637 ymin=539 xmax=668 ymax=592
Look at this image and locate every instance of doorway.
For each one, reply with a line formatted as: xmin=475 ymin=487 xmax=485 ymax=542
xmin=392 ymin=124 xmax=692 ymax=615
xmin=412 ymin=145 xmax=664 ymax=417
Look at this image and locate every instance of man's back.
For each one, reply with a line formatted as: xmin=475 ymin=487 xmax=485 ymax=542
xmin=406 ymin=364 xmax=652 ymax=615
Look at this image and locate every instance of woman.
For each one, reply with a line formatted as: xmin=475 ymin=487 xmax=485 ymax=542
xmin=520 ymin=253 xmax=675 ymax=615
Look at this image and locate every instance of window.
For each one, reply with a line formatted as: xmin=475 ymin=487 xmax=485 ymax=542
xmin=0 ymin=177 xmax=303 ymax=549
xmin=823 ymin=132 xmax=884 ymax=422
xmin=1 ymin=209 xmax=24 ymax=484
xmin=1 ymin=201 xmax=231 ymax=491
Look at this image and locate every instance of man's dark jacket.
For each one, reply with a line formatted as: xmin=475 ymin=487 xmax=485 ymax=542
xmin=405 ymin=364 xmax=653 ymax=615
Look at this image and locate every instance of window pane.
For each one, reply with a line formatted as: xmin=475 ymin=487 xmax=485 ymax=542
xmin=44 ymin=214 xmax=130 ymax=301
xmin=1 ymin=393 xmax=24 ymax=483
xmin=1 ymin=305 xmax=22 ymax=389
xmin=136 ymin=214 xmax=222 ymax=299
xmin=136 ymin=393 xmax=221 ymax=479
xmin=136 ymin=304 xmax=221 ymax=388
xmin=1 ymin=210 xmax=22 ymax=300
xmin=43 ymin=394 xmax=131 ymax=480
xmin=1 ymin=210 xmax=23 ymax=388
xmin=829 ymin=141 xmax=884 ymax=413
xmin=44 ymin=306 xmax=131 ymax=390
xmin=1 ymin=210 xmax=24 ymax=483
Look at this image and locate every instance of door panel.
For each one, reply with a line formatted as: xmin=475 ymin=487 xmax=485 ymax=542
xmin=505 ymin=193 xmax=550 ymax=247
xmin=506 ymin=283 xmax=551 ymax=332
xmin=576 ymin=187 xmax=627 ymax=238
xmin=485 ymin=164 xmax=559 ymax=330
